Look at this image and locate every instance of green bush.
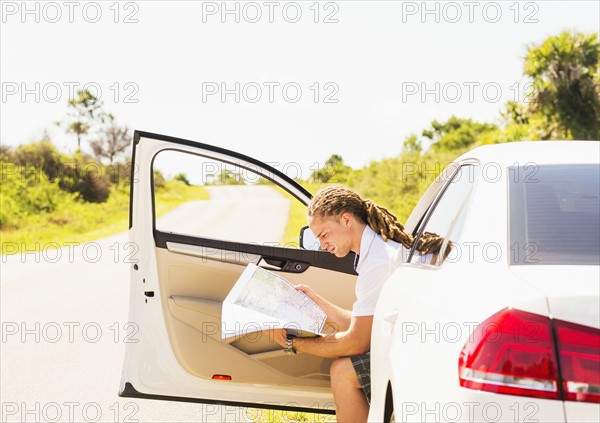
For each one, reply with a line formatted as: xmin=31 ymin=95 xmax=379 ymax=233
xmin=174 ymin=172 xmax=191 ymax=185
xmin=11 ymin=138 xmax=65 ymax=182
xmin=0 ymin=161 xmax=71 ymax=229
xmin=6 ymin=139 xmax=115 ymax=204
xmin=59 ymin=153 xmax=111 ymax=203
xmin=154 ymin=169 xmax=166 ymax=189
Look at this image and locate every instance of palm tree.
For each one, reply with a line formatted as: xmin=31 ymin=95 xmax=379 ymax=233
xmin=524 ymin=31 xmax=599 ymax=140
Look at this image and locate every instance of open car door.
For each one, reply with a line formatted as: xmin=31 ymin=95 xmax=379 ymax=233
xmin=119 ymin=131 xmax=357 ymax=414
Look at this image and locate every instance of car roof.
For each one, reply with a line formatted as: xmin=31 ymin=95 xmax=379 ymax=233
xmin=454 ymin=141 xmax=600 ymax=166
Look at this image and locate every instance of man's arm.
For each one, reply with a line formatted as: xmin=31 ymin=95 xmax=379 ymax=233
xmin=272 ymin=315 xmax=372 ymax=358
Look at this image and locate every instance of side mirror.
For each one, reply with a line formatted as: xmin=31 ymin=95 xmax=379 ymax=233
xmin=299 ymin=226 xmax=320 ymax=251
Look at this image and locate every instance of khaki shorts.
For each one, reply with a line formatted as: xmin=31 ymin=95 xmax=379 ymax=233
xmin=350 ymin=351 xmax=371 ymax=402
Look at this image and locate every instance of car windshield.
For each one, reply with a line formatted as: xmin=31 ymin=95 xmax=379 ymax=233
xmin=509 ymin=164 xmax=600 ymax=265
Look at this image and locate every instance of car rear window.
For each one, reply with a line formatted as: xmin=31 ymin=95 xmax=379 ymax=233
xmin=509 ymin=164 xmax=600 ymax=265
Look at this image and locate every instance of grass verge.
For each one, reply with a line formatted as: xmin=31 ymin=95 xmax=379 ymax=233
xmin=1 ymin=180 xmax=209 ymax=253
xmin=245 ymin=408 xmax=335 ymax=422
xmin=279 ymin=182 xmax=327 ymax=247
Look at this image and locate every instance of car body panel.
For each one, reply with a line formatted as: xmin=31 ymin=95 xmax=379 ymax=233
xmin=509 ymin=266 xmax=600 ymax=329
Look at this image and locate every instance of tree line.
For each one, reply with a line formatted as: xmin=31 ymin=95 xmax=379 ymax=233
xmin=1 ymin=31 xmax=597 ymax=229
xmin=0 ymin=88 xmax=135 ymax=228
xmin=308 ymin=31 xmax=598 ymax=220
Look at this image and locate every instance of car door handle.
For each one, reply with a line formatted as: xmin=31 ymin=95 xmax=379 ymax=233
xmin=258 ymin=257 xmax=309 ymax=273
xmin=258 ymin=257 xmax=284 ymax=270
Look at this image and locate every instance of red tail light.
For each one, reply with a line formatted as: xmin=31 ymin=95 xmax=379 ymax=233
xmin=555 ymin=319 xmax=600 ymax=403
xmin=458 ymin=308 xmax=600 ymax=403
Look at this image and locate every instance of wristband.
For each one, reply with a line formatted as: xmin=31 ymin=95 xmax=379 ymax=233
xmin=284 ymin=334 xmax=296 ymax=355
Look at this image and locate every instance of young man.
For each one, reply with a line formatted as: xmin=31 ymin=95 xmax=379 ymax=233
xmin=271 ymin=186 xmax=443 ymax=422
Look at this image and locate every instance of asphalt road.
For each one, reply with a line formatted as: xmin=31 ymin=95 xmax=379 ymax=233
xmin=0 ymin=185 xmax=291 ymax=423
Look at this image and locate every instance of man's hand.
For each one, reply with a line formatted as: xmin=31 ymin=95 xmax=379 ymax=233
xmin=294 ymin=284 xmax=317 ymax=301
xmin=295 ymin=284 xmax=352 ymax=332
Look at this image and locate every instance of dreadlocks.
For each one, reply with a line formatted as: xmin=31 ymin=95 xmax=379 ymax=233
xmin=308 ymin=185 xmax=450 ymax=258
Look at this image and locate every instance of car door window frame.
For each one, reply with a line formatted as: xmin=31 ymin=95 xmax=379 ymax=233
xmin=408 ymin=161 xmax=479 ymax=264
xmin=138 ymin=132 xmax=356 ymax=275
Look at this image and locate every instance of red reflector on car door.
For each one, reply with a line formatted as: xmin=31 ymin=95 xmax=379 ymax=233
xmin=212 ymin=375 xmax=232 ymax=381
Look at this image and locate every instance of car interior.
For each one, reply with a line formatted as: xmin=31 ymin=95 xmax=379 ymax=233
xmin=151 ymin=149 xmax=358 ymax=389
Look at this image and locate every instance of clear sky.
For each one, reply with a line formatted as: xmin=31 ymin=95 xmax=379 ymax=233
xmin=1 ymin=0 xmax=599 ymax=177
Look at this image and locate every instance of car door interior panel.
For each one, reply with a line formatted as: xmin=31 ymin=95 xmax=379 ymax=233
xmin=154 ymin=243 xmax=357 ymax=388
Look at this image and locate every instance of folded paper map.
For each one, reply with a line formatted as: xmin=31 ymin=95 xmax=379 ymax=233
xmin=221 ymin=263 xmax=327 ymax=341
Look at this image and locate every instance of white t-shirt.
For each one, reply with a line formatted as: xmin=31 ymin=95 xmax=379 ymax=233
xmin=351 ymin=226 xmax=434 ymax=317
xmin=352 ymin=226 xmax=405 ymax=317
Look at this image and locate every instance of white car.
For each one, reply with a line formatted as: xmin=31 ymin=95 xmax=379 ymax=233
xmin=120 ymin=132 xmax=599 ymax=422
xmin=368 ymin=141 xmax=599 ymax=422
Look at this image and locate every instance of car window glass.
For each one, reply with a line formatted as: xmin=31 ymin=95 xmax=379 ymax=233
xmin=152 ymin=149 xmax=307 ymax=248
xmin=410 ymin=164 xmax=478 ymax=265
xmin=509 ymin=164 xmax=599 ymax=265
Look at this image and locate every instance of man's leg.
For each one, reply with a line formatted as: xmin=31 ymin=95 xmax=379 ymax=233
xmin=330 ymin=357 xmax=369 ymax=422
